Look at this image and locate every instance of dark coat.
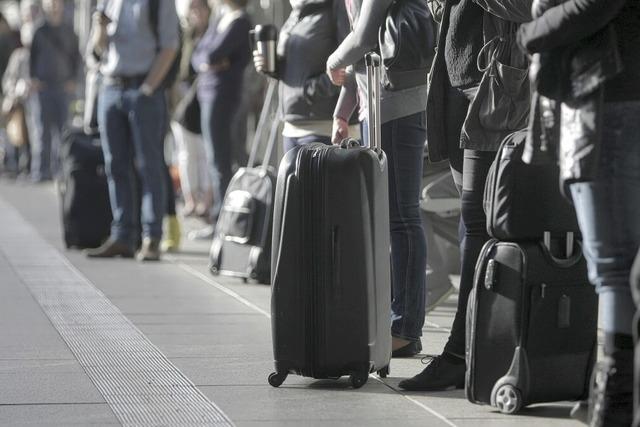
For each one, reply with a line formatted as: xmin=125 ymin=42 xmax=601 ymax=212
xmin=425 ymin=0 xmax=532 ymax=162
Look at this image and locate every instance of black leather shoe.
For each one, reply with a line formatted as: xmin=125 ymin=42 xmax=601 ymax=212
xmin=137 ymin=238 xmax=161 ymax=262
xmin=85 ymin=238 xmax=134 ymax=259
xmin=392 ymin=340 xmax=422 ymax=358
xmin=583 ymin=353 xmax=633 ymax=427
xmin=398 ymin=353 xmax=465 ymax=391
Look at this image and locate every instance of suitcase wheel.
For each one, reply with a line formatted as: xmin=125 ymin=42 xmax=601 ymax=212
xmin=377 ymin=366 xmax=390 ymax=379
xmin=268 ymin=372 xmax=287 ymax=388
xmin=492 ymin=383 xmax=522 ymax=415
xmin=349 ymin=372 xmax=369 ymax=389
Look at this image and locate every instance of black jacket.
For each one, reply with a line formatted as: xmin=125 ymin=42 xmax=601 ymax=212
xmin=274 ymin=0 xmax=350 ymax=123
xmin=518 ymin=0 xmax=640 ymax=102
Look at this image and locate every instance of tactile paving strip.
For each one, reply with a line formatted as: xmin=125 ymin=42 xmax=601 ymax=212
xmin=0 ymin=201 xmax=234 ymax=427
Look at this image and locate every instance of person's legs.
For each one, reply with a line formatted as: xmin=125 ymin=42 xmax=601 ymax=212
xmin=570 ymin=100 xmax=640 ymax=426
xmin=127 ymin=88 xmax=167 ymax=244
xmin=50 ymin=89 xmax=69 ymax=178
xmin=382 ymin=112 xmax=427 ymax=349
xmin=30 ymin=90 xmax=53 ymax=181
xmin=172 ymin=122 xmax=198 ymax=212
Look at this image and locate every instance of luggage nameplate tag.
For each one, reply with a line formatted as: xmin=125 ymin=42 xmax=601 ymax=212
xmin=484 ymin=259 xmax=497 ymax=290
xmin=558 ymin=294 xmax=571 ymax=329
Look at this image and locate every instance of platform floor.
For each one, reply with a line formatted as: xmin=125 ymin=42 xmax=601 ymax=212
xmin=0 ymin=180 xmax=585 ymax=426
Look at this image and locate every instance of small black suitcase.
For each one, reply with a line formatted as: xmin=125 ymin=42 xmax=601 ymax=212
xmin=59 ymin=130 xmax=112 ymax=249
xmin=465 ymin=236 xmax=598 ymax=413
xmin=268 ymin=54 xmax=391 ymax=389
xmin=210 ymin=81 xmax=278 ymax=284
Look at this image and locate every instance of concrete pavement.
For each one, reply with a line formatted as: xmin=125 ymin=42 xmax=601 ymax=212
xmin=0 ymin=180 xmax=585 ymax=426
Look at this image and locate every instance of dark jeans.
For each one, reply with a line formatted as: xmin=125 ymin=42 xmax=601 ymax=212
xmin=200 ymin=91 xmax=239 ymax=222
xmin=98 ymin=84 xmax=167 ymax=246
xmin=283 ymin=134 xmax=331 ymax=153
xmin=383 ymin=111 xmax=428 ymax=342
xmin=30 ymin=88 xmax=68 ymax=181
xmin=444 ymin=149 xmax=495 ymax=357
xmin=570 ymin=100 xmax=640 ymax=336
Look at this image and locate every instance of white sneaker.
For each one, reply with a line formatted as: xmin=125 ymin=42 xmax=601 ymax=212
xmin=187 ymin=225 xmax=215 ymax=241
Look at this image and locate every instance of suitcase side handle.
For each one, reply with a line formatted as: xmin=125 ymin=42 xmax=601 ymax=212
xmin=365 ymin=53 xmax=382 ymax=155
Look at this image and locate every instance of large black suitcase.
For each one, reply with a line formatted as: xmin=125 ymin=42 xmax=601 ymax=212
xmin=465 ymin=237 xmax=598 ymax=413
xmin=484 ymin=130 xmax=580 ymax=241
xmin=210 ymin=81 xmax=278 ymax=284
xmin=59 ymin=130 xmax=112 ymax=249
xmin=268 ymin=54 xmax=392 ymax=389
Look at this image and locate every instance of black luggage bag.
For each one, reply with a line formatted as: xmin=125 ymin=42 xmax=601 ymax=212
xmin=210 ymin=81 xmax=278 ymax=284
xmin=268 ymin=54 xmax=392 ymax=389
xmin=59 ymin=130 xmax=112 ymax=249
xmin=484 ymin=130 xmax=580 ymax=241
xmin=466 ymin=236 xmax=598 ymax=413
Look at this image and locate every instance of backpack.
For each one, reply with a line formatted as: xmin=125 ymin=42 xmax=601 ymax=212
xmin=148 ymin=0 xmax=183 ymax=89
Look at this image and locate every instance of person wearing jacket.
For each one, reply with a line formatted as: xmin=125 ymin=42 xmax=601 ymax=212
xmin=191 ymin=0 xmax=251 ymax=239
xmin=399 ymin=0 xmax=532 ymax=392
xmin=327 ymin=0 xmax=429 ymax=359
xmin=518 ymin=1 xmax=640 ymax=425
xmin=253 ymin=0 xmax=355 ymax=152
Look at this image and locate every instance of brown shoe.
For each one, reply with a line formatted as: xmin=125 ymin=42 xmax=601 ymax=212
xmin=85 ymin=238 xmax=134 ymax=259
xmin=137 ymin=238 xmax=161 ymax=262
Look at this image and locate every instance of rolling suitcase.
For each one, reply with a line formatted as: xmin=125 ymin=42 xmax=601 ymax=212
xmin=209 ymin=81 xmax=278 ymax=284
xmin=466 ymin=233 xmax=598 ymax=413
xmin=59 ymin=129 xmax=112 ymax=249
xmin=268 ymin=53 xmax=391 ymax=389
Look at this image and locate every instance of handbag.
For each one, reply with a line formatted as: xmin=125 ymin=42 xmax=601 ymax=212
xmin=378 ymin=0 xmax=437 ymax=91
xmin=462 ymin=33 xmax=530 ymax=151
xmin=6 ymin=104 xmax=29 ymax=148
xmin=172 ymin=78 xmax=201 ymax=135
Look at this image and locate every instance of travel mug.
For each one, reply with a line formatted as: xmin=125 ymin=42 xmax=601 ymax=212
xmin=250 ymin=25 xmax=278 ymax=74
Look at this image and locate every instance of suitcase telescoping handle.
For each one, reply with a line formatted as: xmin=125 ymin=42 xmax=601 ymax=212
xmin=365 ymin=53 xmax=382 ymax=154
xmin=247 ymin=79 xmax=278 ymax=169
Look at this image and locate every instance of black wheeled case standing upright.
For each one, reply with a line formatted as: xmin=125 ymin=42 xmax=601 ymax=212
xmin=268 ymin=54 xmax=392 ymax=389
xmin=59 ymin=129 xmax=112 ymax=249
xmin=209 ymin=81 xmax=279 ymax=284
xmin=466 ymin=236 xmax=598 ymax=413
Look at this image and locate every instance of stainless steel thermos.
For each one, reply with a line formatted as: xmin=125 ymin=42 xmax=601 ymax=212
xmin=250 ymin=25 xmax=278 ymax=74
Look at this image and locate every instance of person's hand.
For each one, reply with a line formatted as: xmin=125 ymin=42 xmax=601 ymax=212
xmin=210 ymin=58 xmax=230 ymax=72
xmin=331 ymin=117 xmax=349 ymax=145
xmin=91 ymin=11 xmax=110 ymax=53
xmin=327 ymin=67 xmax=346 ymax=86
xmin=531 ymin=0 xmax=559 ymax=18
xmin=253 ymin=50 xmax=266 ymax=74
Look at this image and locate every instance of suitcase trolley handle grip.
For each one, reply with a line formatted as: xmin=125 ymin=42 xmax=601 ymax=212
xmin=365 ymin=53 xmax=382 ymax=156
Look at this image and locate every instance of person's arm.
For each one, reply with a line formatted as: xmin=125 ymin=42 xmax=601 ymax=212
xmin=473 ymin=0 xmax=532 ymax=23
xmin=205 ymin=18 xmax=251 ymax=66
xmin=517 ymin=0 xmax=626 ymax=53
xmin=327 ymin=0 xmax=394 ymax=71
xmin=141 ymin=1 xmax=180 ymax=94
xmin=332 ymin=71 xmax=358 ymax=144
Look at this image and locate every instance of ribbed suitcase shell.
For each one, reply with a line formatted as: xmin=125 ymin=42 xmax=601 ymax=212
xmin=269 ymin=142 xmax=392 ymax=387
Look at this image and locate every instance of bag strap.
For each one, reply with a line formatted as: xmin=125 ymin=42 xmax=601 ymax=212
xmin=247 ymin=79 xmax=278 ymax=169
xmin=476 ymin=36 xmax=503 ymax=73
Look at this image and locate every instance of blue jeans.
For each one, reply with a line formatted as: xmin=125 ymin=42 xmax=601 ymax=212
xmin=200 ymin=91 xmax=239 ymax=223
xmin=29 ymin=88 xmax=68 ymax=181
xmin=283 ymin=134 xmax=331 ymax=153
xmin=383 ymin=112 xmax=428 ymax=341
xmin=570 ymin=100 xmax=640 ymax=336
xmin=98 ymin=84 xmax=167 ymax=246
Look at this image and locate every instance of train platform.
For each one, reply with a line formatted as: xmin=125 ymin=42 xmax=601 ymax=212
xmin=0 ymin=180 xmax=585 ymax=426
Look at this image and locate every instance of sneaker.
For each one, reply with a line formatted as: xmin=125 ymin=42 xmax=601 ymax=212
xmin=398 ymin=353 xmax=465 ymax=391
xmin=137 ymin=238 xmax=161 ymax=262
xmin=584 ymin=354 xmax=633 ymax=427
xmin=85 ymin=238 xmax=134 ymax=259
xmin=188 ymin=225 xmax=215 ymax=241
xmin=392 ymin=340 xmax=422 ymax=358
xmin=161 ymin=215 xmax=181 ymax=252
xmin=425 ymin=277 xmax=455 ymax=314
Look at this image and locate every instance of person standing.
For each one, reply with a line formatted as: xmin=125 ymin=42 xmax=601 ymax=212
xmin=327 ymin=0 xmax=429 ymax=358
xmin=85 ymin=0 xmax=180 ymax=261
xmin=518 ymin=1 xmax=640 ymax=425
xmin=253 ymin=0 xmax=354 ymax=152
xmin=190 ymin=0 xmax=251 ymax=240
xmin=28 ymin=0 xmax=79 ymax=182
